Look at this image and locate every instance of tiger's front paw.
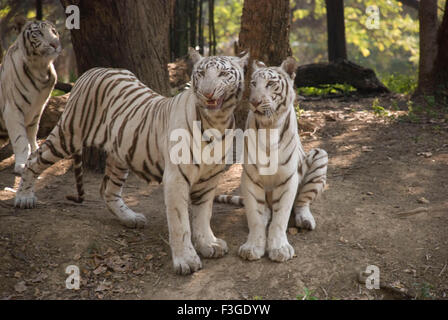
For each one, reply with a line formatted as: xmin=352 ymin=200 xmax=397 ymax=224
xmin=239 ymin=242 xmax=265 ymax=261
xmin=294 ymin=206 xmax=316 ymax=230
xmin=14 ymin=190 xmax=37 ymax=209
xmin=172 ymin=251 xmax=203 ymax=275
xmin=119 ymin=212 xmax=147 ymax=229
xmin=268 ymin=242 xmax=294 ymax=262
xmin=196 ymin=237 xmax=228 ymax=258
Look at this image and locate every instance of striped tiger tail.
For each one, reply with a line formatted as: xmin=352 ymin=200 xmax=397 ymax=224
xmin=214 ymin=194 xmax=244 ymax=206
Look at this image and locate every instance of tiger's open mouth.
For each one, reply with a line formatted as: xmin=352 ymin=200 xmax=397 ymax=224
xmin=204 ymin=95 xmax=225 ymax=110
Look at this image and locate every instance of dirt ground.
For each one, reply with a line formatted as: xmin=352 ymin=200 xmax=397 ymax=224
xmin=0 ymin=94 xmax=447 ymax=300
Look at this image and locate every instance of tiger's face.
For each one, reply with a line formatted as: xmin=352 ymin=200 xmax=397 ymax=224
xmin=249 ymin=57 xmax=299 ymax=125
xmin=21 ymin=21 xmax=61 ymax=58
xmin=189 ymin=48 xmax=248 ymax=112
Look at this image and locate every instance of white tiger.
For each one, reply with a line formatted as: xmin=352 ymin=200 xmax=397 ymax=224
xmin=0 ymin=20 xmax=61 ymax=174
xmin=15 ymin=48 xmax=249 ymax=275
xmin=215 ymin=57 xmax=328 ymax=262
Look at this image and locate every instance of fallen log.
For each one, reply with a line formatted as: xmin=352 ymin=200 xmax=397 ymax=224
xmin=295 ymin=60 xmax=389 ymax=94
xmin=38 ymin=94 xmax=69 ymax=138
xmin=55 ymin=81 xmax=73 ymax=92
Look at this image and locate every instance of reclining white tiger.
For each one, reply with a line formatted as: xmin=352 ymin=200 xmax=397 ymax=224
xmin=15 ymin=48 xmax=249 ymax=275
xmin=215 ymin=58 xmax=328 ymax=262
xmin=0 ymin=20 xmax=61 ymax=174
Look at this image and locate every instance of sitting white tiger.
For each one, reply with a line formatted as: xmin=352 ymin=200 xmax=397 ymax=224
xmin=15 ymin=48 xmax=249 ymax=275
xmin=215 ymin=57 xmax=328 ymax=262
xmin=0 ymin=20 xmax=61 ymax=174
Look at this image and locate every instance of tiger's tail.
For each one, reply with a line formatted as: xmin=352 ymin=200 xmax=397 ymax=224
xmin=214 ymin=194 xmax=244 ymax=206
xmin=66 ymin=153 xmax=85 ymax=203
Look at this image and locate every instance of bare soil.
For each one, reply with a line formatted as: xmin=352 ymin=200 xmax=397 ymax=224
xmin=1 ymin=94 xmax=447 ymax=300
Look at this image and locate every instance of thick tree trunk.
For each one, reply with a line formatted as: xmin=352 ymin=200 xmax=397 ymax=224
xmin=235 ymin=0 xmax=292 ymax=129
xmin=171 ymin=0 xmax=189 ymax=60
xmin=36 ymin=0 xmax=43 ymax=20
xmin=61 ymin=0 xmax=171 ymax=95
xmin=61 ymin=0 xmax=172 ymax=171
xmin=415 ymin=0 xmax=438 ymax=95
xmin=432 ymin=1 xmax=448 ymax=97
xmin=325 ymin=0 xmax=347 ymax=62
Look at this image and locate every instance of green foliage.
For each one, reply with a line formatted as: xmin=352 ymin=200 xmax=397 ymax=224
xmin=51 ymin=89 xmax=65 ymax=97
xmin=297 ymin=84 xmax=356 ymax=96
xmin=296 ymin=287 xmax=318 ymax=300
xmin=344 ymin=0 xmax=419 ymax=76
xmin=213 ymin=0 xmax=243 ymax=53
xmin=380 ymin=73 xmax=417 ymax=94
xmin=289 ymin=0 xmax=419 ymax=78
xmin=371 ymin=98 xmax=389 ymax=117
xmin=212 ymin=0 xmax=419 ymax=84
xmin=0 ymin=4 xmax=11 ymax=19
xmin=397 ymin=99 xmax=447 ymax=123
xmin=295 ymin=103 xmax=303 ymax=120
xmin=413 ymin=282 xmax=435 ymax=300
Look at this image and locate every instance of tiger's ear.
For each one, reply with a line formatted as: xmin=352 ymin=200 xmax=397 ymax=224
xmin=237 ymin=51 xmax=250 ymax=68
xmin=188 ymin=47 xmax=203 ymax=65
xmin=14 ymin=17 xmax=28 ymax=33
xmin=252 ymin=60 xmax=266 ymax=71
xmin=281 ymin=57 xmax=299 ymax=80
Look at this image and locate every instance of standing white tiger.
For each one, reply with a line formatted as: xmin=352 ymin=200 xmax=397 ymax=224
xmin=0 ymin=20 xmax=61 ymax=174
xmin=215 ymin=57 xmax=328 ymax=262
xmin=15 ymin=48 xmax=249 ymax=275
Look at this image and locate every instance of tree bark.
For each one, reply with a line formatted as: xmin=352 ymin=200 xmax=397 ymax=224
xmin=36 ymin=0 xmax=43 ymax=20
xmin=415 ymin=0 xmax=438 ymax=95
xmin=235 ymin=0 xmax=292 ymax=129
xmin=60 ymin=0 xmax=172 ymax=172
xmin=325 ymin=0 xmax=347 ymax=62
xmin=171 ymin=0 xmax=189 ymax=60
xmin=61 ymin=0 xmax=171 ymax=95
xmin=432 ymin=1 xmax=448 ymax=97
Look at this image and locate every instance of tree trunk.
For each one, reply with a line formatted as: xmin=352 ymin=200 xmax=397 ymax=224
xmin=415 ymin=0 xmax=438 ymax=95
xmin=36 ymin=0 xmax=43 ymax=20
xmin=60 ymin=0 xmax=172 ymax=172
xmin=171 ymin=0 xmax=189 ymax=60
xmin=432 ymin=1 xmax=448 ymax=97
xmin=208 ymin=0 xmax=216 ymax=55
xmin=235 ymin=0 xmax=292 ymax=129
xmin=325 ymin=0 xmax=347 ymax=62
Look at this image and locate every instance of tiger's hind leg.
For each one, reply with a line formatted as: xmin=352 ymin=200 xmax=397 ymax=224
xmin=294 ymin=148 xmax=328 ymax=230
xmin=66 ymin=153 xmax=85 ymax=203
xmin=15 ymin=127 xmax=71 ymax=208
xmin=100 ymin=155 xmax=147 ymax=228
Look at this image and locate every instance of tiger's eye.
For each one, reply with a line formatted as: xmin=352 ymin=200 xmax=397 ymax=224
xmin=218 ymin=71 xmax=227 ymax=77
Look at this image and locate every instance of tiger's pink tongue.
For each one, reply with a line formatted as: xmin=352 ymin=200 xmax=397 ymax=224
xmin=206 ymin=96 xmax=224 ymax=110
